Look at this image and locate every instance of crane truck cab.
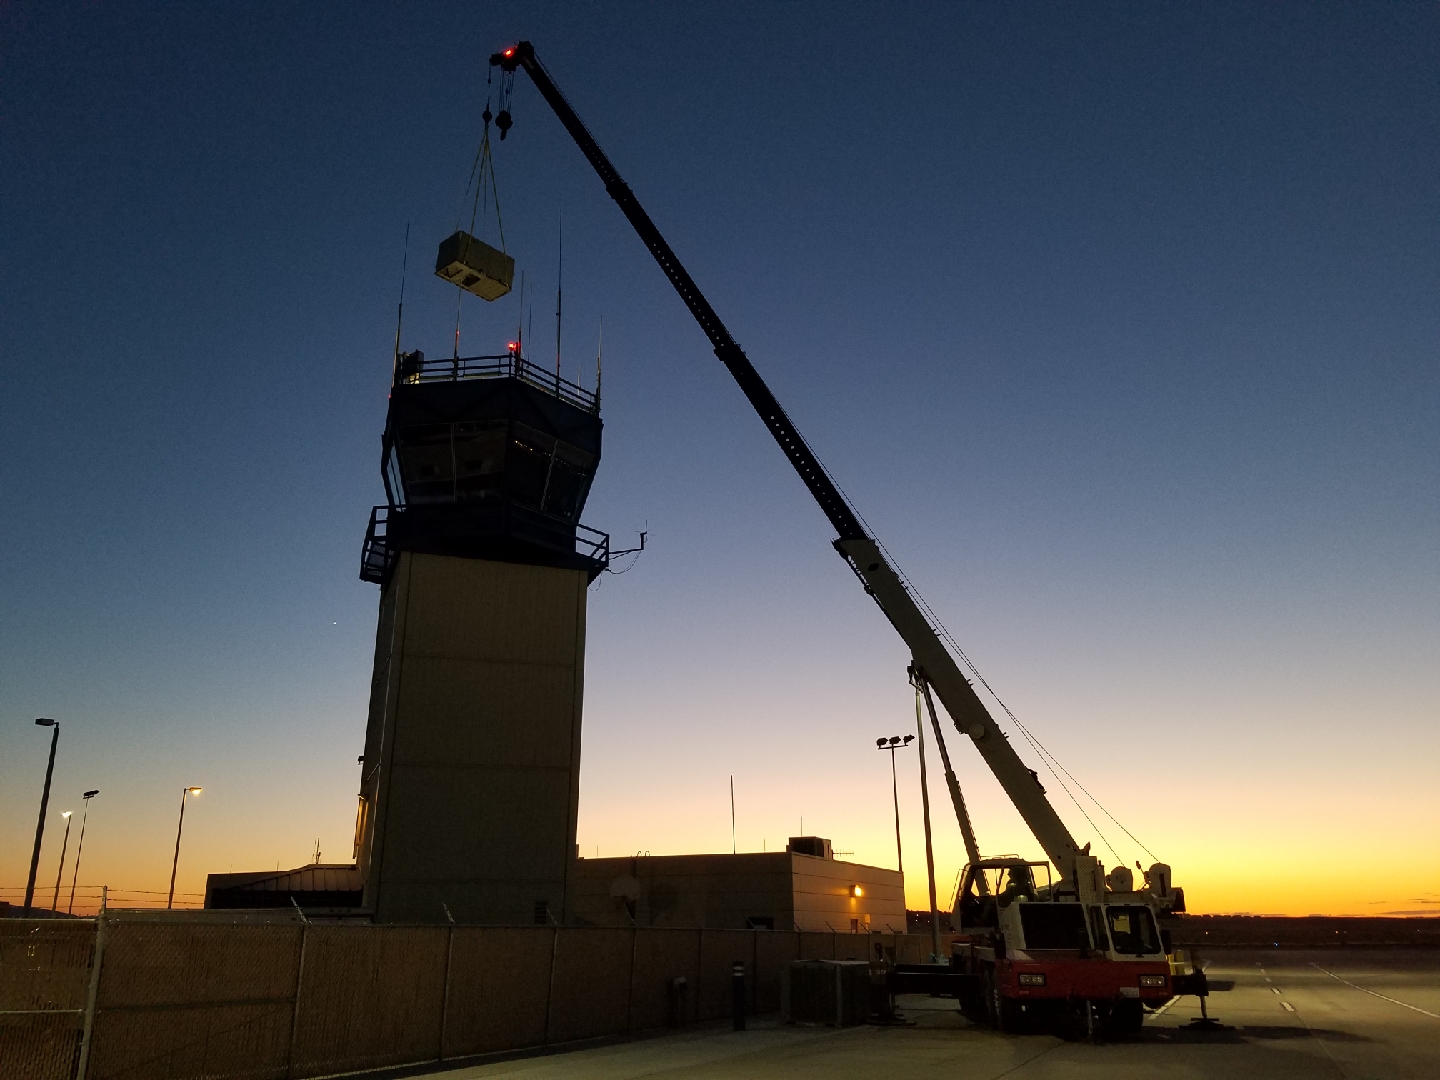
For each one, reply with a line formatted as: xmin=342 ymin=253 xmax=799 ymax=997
xmin=951 ymin=857 xmax=1178 ymax=1035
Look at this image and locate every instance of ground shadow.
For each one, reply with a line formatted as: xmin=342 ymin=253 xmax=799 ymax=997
xmin=1237 ymin=1024 xmax=1373 ymax=1043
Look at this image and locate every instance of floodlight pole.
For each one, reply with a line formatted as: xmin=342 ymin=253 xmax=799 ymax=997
xmin=68 ymin=790 xmax=99 ymax=914
xmin=23 ymin=719 xmax=60 ymax=915
xmin=889 ymin=745 xmax=903 ymax=875
xmin=50 ymin=811 xmax=74 ymax=913
xmin=168 ymin=787 xmax=201 ymax=909
xmin=876 ymin=736 xmax=912 ymax=875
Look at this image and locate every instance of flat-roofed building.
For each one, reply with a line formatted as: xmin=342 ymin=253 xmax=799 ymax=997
xmin=569 ymin=838 xmax=904 ymax=932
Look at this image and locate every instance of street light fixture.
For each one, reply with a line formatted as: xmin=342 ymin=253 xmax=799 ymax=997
xmin=68 ymin=790 xmax=100 ymax=915
xmin=49 ymin=811 xmax=74 ymax=913
xmin=167 ymin=787 xmax=203 ymax=910
xmin=23 ymin=719 xmax=60 ymax=916
xmin=875 ymin=734 xmax=914 ymax=874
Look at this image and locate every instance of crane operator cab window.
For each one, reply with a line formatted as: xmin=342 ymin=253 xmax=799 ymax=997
xmin=997 ymin=864 xmax=1038 ymax=909
xmin=957 ymin=862 xmax=1050 ymax=932
xmin=1104 ymin=905 xmax=1163 ymax=956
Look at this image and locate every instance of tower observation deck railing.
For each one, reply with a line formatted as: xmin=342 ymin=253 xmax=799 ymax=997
xmin=395 ymin=351 xmax=599 ymax=414
xmin=361 ymin=504 xmax=610 ymax=585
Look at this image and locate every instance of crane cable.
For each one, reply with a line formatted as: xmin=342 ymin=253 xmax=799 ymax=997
xmin=457 ymin=124 xmax=507 ymax=253
xmin=451 ymin=84 xmax=509 ymax=359
xmin=458 ymin=72 xmax=508 ymax=253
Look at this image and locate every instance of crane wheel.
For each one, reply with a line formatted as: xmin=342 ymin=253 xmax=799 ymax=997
xmin=1108 ymin=999 xmax=1144 ymax=1037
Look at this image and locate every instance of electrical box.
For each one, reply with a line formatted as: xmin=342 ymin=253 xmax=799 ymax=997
xmin=781 ymin=961 xmax=870 ymax=1026
xmin=434 ymin=231 xmax=514 ymax=301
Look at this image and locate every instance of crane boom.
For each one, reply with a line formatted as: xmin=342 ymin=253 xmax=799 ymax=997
xmin=493 ymin=41 xmax=1084 ymax=880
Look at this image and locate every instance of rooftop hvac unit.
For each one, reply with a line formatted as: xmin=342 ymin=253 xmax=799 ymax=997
xmin=787 ymin=836 xmax=832 ymax=859
xmin=781 ymin=960 xmax=870 ymax=1027
xmin=435 ymin=231 xmax=515 ymax=301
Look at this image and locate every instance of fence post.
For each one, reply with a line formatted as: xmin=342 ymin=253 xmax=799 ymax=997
xmin=695 ymin=930 xmax=703 ymax=1023
xmin=74 ymin=913 xmax=108 ymax=1080
xmin=285 ymin=921 xmax=309 ymax=1079
xmin=542 ymin=926 xmax=560 ymax=1045
xmin=438 ymin=912 xmax=455 ymax=1062
xmin=626 ymin=927 xmax=638 ymax=1032
xmin=751 ymin=929 xmax=758 ymax=1015
xmin=731 ymin=961 xmax=746 ymax=1031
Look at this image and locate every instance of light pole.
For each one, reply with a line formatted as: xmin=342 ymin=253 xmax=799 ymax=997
xmin=49 ymin=811 xmax=74 ymax=913
xmin=23 ymin=718 xmax=60 ymax=916
xmin=68 ymin=790 xmax=100 ymax=915
xmin=875 ymin=735 xmax=914 ymax=874
xmin=167 ymin=786 xmax=203 ymax=909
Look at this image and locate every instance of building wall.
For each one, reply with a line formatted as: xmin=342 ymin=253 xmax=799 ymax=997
xmin=357 ymin=551 xmax=588 ymax=924
xmin=790 ymin=853 xmax=905 ymax=933
xmin=570 ymin=852 xmax=905 ymax=932
xmin=571 ymin=853 xmax=794 ymax=929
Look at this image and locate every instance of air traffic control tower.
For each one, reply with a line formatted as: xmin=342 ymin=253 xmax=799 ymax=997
xmin=354 ymin=348 xmax=607 ymax=924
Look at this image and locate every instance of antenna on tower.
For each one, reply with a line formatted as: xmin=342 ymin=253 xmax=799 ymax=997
xmin=392 ymin=223 xmax=410 ymax=375
xmin=515 ymin=271 xmax=525 ymax=357
xmin=595 ymin=316 xmax=603 ymax=404
xmin=555 ymin=210 xmax=563 ymax=382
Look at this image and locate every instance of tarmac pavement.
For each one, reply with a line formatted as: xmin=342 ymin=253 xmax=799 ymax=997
xmin=420 ymin=948 xmax=1440 ymax=1080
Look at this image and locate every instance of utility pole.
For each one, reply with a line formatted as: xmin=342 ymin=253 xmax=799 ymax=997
xmin=24 ymin=719 xmax=60 ymax=915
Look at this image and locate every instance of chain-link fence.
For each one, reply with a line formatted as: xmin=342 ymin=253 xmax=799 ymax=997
xmin=4 ymin=914 xmax=932 ymax=1080
xmin=1 ymin=921 xmax=98 ymax=1080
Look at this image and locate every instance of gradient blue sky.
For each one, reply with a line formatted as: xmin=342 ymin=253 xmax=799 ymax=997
xmin=2 ymin=2 xmax=1436 ymax=915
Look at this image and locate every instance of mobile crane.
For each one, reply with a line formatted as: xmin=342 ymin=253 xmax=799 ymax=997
xmin=490 ymin=41 xmax=1195 ymax=1035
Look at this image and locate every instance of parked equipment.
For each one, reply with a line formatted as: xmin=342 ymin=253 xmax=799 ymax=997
xmin=489 ymin=40 xmax=1192 ymax=1035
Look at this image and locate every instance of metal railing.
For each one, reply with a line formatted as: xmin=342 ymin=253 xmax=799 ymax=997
xmin=395 ymin=351 xmax=599 ymax=414
xmin=360 ymin=504 xmax=609 ymax=585
xmin=360 ymin=506 xmax=396 ymax=584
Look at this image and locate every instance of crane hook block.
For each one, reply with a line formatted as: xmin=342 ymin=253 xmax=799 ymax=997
xmin=435 ymin=231 xmax=514 ymax=301
xmin=495 ymin=109 xmax=513 ymax=139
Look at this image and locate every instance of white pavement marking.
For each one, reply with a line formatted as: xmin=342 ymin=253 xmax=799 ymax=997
xmin=1280 ymin=1001 xmax=1296 ymax=1013
xmin=1312 ymin=963 xmax=1440 ymax=1019
xmin=1150 ymin=996 xmax=1180 ymax=1018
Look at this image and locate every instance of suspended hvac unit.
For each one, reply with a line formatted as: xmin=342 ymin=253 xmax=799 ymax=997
xmin=435 ymin=230 xmax=514 ymax=301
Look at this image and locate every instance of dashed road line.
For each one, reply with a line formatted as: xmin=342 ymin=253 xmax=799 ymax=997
xmin=1312 ymin=964 xmax=1440 ymax=1019
xmin=1280 ymin=1001 xmax=1296 ymax=1013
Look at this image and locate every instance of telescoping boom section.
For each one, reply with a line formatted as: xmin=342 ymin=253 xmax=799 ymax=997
xmin=491 ymin=40 xmax=1195 ymax=1033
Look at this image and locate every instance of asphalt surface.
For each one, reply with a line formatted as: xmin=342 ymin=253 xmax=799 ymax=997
xmin=424 ymin=948 xmax=1440 ymax=1079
